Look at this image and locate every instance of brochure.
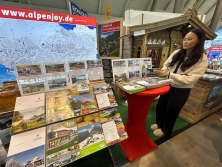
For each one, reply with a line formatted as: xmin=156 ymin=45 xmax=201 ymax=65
xmin=77 ymin=83 xmax=90 ymax=94
xmin=86 ymin=60 xmax=104 ymax=82
xmin=0 ymin=143 xmax=7 ymax=165
xmin=0 ymin=127 xmax=11 ymax=145
xmin=112 ymin=59 xmax=127 ymax=82
xmin=71 ymin=93 xmax=97 ymax=115
xmin=102 ymin=59 xmax=113 ymax=84
xmin=127 ymin=59 xmax=141 ymax=80
xmin=46 ymin=118 xmax=80 ymax=167
xmin=44 ymin=63 xmax=68 ymax=91
xmin=6 ymin=127 xmax=46 ymax=167
xmin=45 ymin=89 xmax=74 ymax=124
xmin=93 ymin=84 xmax=117 ymax=110
xmin=136 ymin=77 xmax=171 ymax=89
xmin=68 ymin=61 xmax=88 ymax=85
xmin=76 ymin=113 xmax=106 ymax=158
xmin=12 ymin=93 xmax=45 ymax=134
xmin=14 ymin=64 xmax=46 ymax=95
xmin=116 ymin=81 xmax=146 ymax=94
xmin=140 ymin=58 xmax=152 ymax=77
xmin=99 ymin=107 xmax=128 ymax=145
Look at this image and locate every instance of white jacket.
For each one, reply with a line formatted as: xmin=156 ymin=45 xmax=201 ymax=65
xmin=162 ymin=49 xmax=208 ymax=88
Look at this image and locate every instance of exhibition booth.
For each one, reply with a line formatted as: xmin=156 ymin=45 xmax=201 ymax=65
xmin=0 ymin=3 xmax=222 ymax=167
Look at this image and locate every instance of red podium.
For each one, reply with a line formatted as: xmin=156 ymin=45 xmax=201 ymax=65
xmin=119 ymin=85 xmax=170 ymax=162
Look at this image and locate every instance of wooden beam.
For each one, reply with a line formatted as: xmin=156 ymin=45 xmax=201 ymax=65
xmin=165 ymin=0 xmax=174 ymax=11
xmin=197 ymin=0 xmax=207 ymax=10
xmin=146 ymin=0 xmax=154 ymax=11
xmin=123 ymin=0 xmax=130 ymax=16
xmin=98 ymin=0 xmax=102 ymax=14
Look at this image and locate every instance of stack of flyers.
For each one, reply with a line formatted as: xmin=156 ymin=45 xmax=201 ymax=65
xmin=44 ymin=63 xmax=68 ymax=91
xmin=86 ymin=60 xmax=104 ymax=82
xmin=14 ymin=64 xmax=46 ymax=95
xmin=99 ymin=107 xmax=128 ymax=146
xmin=112 ymin=60 xmax=128 ymax=82
xmin=46 ymin=118 xmax=80 ymax=167
xmin=93 ymin=84 xmax=117 ymax=110
xmin=76 ymin=113 xmax=106 ymax=158
xmin=71 ymin=93 xmax=97 ymax=116
xmin=6 ymin=127 xmax=46 ymax=167
xmin=127 ymin=59 xmax=141 ymax=80
xmin=11 ymin=93 xmax=45 ymax=134
xmin=68 ymin=61 xmax=88 ymax=85
xmin=140 ymin=58 xmax=152 ymax=78
xmin=45 ymin=89 xmax=74 ymax=124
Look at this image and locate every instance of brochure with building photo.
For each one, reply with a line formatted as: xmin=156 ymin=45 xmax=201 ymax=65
xmin=76 ymin=113 xmax=106 ymax=158
xmin=6 ymin=127 xmax=46 ymax=167
xmin=71 ymin=93 xmax=97 ymax=116
xmin=14 ymin=64 xmax=46 ymax=95
xmin=68 ymin=61 xmax=88 ymax=85
xmin=116 ymin=81 xmax=146 ymax=94
xmin=77 ymin=83 xmax=90 ymax=94
xmin=44 ymin=63 xmax=68 ymax=91
xmin=140 ymin=58 xmax=152 ymax=78
xmin=46 ymin=118 xmax=80 ymax=167
xmin=127 ymin=59 xmax=141 ymax=80
xmin=12 ymin=93 xmax=45 ymax=134
xmin=45 ymin=89 xmax=74 ymax=124
xmin=86 ymin=60 xmax=104 ymax=82
xmin=93 ymin=84 xmax=117 ymax=110
xmin=112 ymin=59 xmax=128 ymax=82
xmin=136 ymin=78 xmax=172 ymax=89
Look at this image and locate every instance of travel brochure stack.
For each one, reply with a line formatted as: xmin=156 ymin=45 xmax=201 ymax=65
xmin=6 ymin=83 xmax=128 ymax=167
xmin=112 ymin=58 xmax=172 ymax=94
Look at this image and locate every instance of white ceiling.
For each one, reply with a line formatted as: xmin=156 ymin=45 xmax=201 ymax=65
xmin=2 ymin=0 xmax=222 ymax=29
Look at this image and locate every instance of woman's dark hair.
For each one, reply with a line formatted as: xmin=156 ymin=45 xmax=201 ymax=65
xmin=167 ymin=28 xmax=206 ymax=71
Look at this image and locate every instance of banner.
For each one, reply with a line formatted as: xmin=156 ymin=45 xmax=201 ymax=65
xmin=97 ymin=18 xmax=123 ymax=59
xmin=104 ymin=4 xmax=112 ymax=20
xmin=69 ymin=1 xmax=88 ymax=17
xmin=209 ymin=46 xmax=222 ymax=52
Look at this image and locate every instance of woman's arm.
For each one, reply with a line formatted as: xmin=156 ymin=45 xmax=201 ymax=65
xmin=169 ymin=55 xmax=208 ymax=85
xmin=162 ymin=49 xmax=179 ymax=71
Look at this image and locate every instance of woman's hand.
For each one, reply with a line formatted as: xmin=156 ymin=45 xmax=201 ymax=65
xmin=156 ymin=70 xmax=169 ymax=77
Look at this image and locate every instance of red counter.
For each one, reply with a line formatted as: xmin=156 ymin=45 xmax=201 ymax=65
xmin=119 ymin=85 xmax=170 ymax=162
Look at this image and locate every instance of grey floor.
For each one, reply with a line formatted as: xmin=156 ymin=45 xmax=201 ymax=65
xmin=122 ymin=113 xmax=222 ymax=167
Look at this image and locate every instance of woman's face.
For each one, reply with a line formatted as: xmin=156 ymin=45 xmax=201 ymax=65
xmin=183 ymin=32 xmax=199 ymax=50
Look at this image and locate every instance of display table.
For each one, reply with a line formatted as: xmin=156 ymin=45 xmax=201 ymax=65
xmin=119 ymin=85 xmax=170 ymax=162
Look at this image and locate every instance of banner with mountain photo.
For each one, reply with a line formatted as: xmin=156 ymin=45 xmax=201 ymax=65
xmin=97 ymin=18 xmax=123 ymax=59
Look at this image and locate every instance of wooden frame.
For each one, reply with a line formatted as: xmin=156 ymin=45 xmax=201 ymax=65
xmin=97 ymin=18 xmax=123 ymax=59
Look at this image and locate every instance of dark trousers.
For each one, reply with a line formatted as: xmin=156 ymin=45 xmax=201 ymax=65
xmin=156 ymin=86 xmax=191 ymax=136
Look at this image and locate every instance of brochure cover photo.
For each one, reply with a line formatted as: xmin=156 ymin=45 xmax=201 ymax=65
xmin=46 ymin=118 xmax=80 ymax=167
xmin=45 ymin=89 xmax=74 ymax=124
xmin=76 ymin=113 xmax=106 ymax=158
xmin=93 ymin=84 xmax=117 ymax=109
xmin=12 ymin=93 xmax=45 ymax=133
xmin=71 ymin=93 xmax=97 ymax=115
xmin=6 ymin=127 xmax=46 ymax=167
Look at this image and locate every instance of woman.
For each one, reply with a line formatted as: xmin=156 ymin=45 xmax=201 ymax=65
xmin=152 ymin=28 xmax=208 ymax=137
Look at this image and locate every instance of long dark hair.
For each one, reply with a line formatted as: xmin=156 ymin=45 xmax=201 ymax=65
xmin=167 ymin=28 xmax=206 ymax=72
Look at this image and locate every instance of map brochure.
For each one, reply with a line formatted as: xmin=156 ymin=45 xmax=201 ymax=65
xmin=45 ymin=89 xmax=75 ymax=124
xmin=140 ymin=58 xmax=152 ymax=78
xmin=136 ymin=77 xmax=172 ymax=89
xmin=127 ymin=59 xmax=141 ymax=80
xmin=112 ymin=59 xmax=128 ymax=83
xmin=86 ymin=60 xmax=104 ymax=82
xmin=11 ymin=93 xmax=45 ymax=134
xmin=71 ymin=93 xmax=97 ymax=116
xmin=68 ymin=61 xmax=88 ymax=85
xmin=76 ymin=113 xmax=106 ymax=158
xmin=116 ymin=81 xmax=146 ymax=94
xmin=6 ymin=127 xmax=46 ymax=167
xmin=93 ymin=84 xmax=117 ymax=110
xmin=46 ymin=118 xmax=80 ymax=167
xmin=44 ymin=63 xmax=68 ymax=91
xmin=14 ymin=64 xmax=46 ymax=96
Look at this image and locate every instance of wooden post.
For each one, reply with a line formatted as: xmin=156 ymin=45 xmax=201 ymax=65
xmin=140 ymin=34 xmax=148 ymax=58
